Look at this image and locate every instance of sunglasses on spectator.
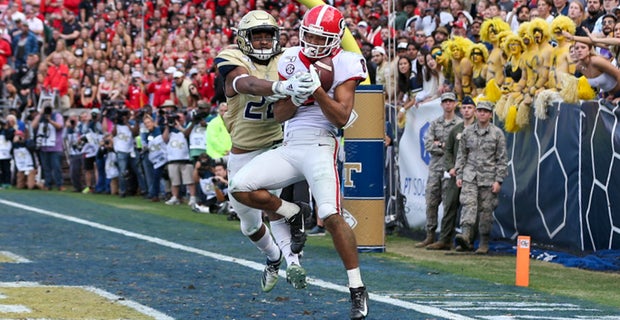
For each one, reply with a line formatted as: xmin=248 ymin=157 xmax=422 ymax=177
xmin=432 ymin=50 xmax=442 ymax=59
xmin=415 ymin=33 xmax=425 ymax=37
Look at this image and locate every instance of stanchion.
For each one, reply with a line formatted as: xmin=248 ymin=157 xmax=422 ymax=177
xmin=516 ymin=235 xmax=531 ymax=287
xmin=343 ymin=85 xmax=385 ymax=252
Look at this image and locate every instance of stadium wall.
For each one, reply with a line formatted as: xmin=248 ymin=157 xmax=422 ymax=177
xmin=399 ymin=100 xmax=620 ymax=252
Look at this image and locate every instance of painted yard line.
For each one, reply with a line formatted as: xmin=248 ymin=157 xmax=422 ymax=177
xmin=0 ymin=282 xmax=173 ymax=320
xmin=427 ymin=302 xmax=582 ymax=307
xmin=0 ymin=305 xmax=31 ymax=313
xmin=479 ymin=316 xmax=620 ymax=320
xmin=0 ymin=251 xmax=31 ymax=263
xmin=1 ymin=199 xmax=475 ymax=320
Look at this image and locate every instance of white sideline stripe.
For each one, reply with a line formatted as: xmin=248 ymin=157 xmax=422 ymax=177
xmin=1 ymin=199 xmax=475 ymax=320
xmin=480 ymin=316 xmax=620 ymax=320
xmin=0 ymin=251 xmax=31 ymax=263
xmin=0 ymin=305 xmax=31 ymax=313
xmin=0 ymin=282 xmax=172 ymax=320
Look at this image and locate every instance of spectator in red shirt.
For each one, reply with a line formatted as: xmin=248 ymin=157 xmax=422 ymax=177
xmin=146 ymin=69 xmax=172 ymax=108
xmin=0 ymin=33 xmax=11 ymax=77
xmin=43 ymin=52 xmax=70 ymax=111
xmin=126 ymin=71 xmax=148 ymax=110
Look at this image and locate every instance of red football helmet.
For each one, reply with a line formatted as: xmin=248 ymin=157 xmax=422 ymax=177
xmin=300 ymin=5 xmax=345 ymax=59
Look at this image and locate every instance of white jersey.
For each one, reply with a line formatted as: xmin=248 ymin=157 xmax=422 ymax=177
xmin=13 ymin=146 xmax=35 ymax=172
xmin=166 ymin=131 xmax=190 ymax=162
xmin=0 ymin=134 xmax=11 ymax=160
xmin=189 ymin=125 xmax=207 ymax=151
xmin=277 ymin=47 xmax=367 ymax=136
xmin=113 ymin=125 xmax=134 ymax=154
xmin=148 ymin=135 xmax=168 ymax=169
xmin=105 ymin=151 xmax=119 ymax=179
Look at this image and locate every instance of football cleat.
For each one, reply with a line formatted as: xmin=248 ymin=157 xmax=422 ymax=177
xmin=286 ymin=263 xmax=307 ymax=289
xmin=261 ymin=252 xmax=283 ymax=292
xmin=287 ymin=202 xmax=312 ymax=254
xmin=349 ymin=286 xmax=369 ymax=319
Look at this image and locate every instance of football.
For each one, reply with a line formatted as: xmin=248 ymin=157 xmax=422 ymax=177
xmin=313 ymin=57 xmax=334 ymax=92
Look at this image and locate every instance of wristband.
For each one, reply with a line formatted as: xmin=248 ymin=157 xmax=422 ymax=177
xmin=399 ymin=107 xmax=406 ymax=113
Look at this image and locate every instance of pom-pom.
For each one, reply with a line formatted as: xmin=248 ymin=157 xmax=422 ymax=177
xmin=505 ymin=105 xmax=520 ymax=132
xmin=485 ymin=78 xmax=502 ymax=103
xmin=578 ymin=76 xmax=597 ymax=100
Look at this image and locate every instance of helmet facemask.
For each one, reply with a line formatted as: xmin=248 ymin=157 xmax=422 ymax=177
xmin=236 ymin=11 xmax=282 ymax=61
xmin=300 ymin=26 xmax=340 ymax=59
xmin=238 ymin=27 xmax=281 ymax=61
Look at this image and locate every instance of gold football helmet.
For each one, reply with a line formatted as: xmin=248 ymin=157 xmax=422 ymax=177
xmin=236 ymin=10 xmax=281 ymax=61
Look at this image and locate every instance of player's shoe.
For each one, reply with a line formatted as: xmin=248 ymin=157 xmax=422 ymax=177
xmin=349 ymin=286 xmax=369 ymax=320
xmin=286 ymin=263 xmax=307 ymax=289
xmin=261 ymin=252 xmax=283 ymax=292
xmin=287 ymin=202 xmax=312 ymax=254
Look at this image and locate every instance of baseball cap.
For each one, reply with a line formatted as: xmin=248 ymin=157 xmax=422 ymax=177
xmin=441 ymin=92 xmax=457 ymax=101
xmin=397 ymin=42 xmax=408 ymax=50
xmin=453 ymin=21 xmax=466 ymax=30
xmin=369 ymin=13 xmax=380 ymax=19
xmin=173 ymin=71 xmax=184 ymax=79
xmin=433 ymin=26 xmax=449 ymax=36
xmin=602 ymin=13 xmax=617 ymax=22
xmin=461 ymin=96 xmax=476 ymax=106
xmin=161 ymin=99 xmax=176 ymax=108
xmin=372 ymin=46 xmax=386 ymax=56
xmin=131 ymin=71 xmax=143 ymax=78
xmin=357 ymin=21 xmax=368 ymax=29
xmin=189 ymin=68 xmax=199 ymax=76
xmin=477 ymin=101 xmax=494 ymax=111
xmin=165 ymin=66 xmax=177 ymax=74
xmin=197 ymin=101 xmax=210 ymax=109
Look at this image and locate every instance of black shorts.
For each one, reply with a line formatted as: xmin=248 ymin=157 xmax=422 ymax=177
xmin=84 ymin=157 xmax=95 ymax=170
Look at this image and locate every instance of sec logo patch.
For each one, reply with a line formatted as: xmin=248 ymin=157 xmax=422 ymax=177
xmin=285 ymin=64 xmax=295 ymax=75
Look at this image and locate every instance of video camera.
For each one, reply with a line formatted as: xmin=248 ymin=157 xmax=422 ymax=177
xmin=166 ymin=112 xmax=180 ymax=127
xmin=72 ymin=136 xmax=89 ymax=152
xmin=190 ymin=109 xmax=209 ymax=124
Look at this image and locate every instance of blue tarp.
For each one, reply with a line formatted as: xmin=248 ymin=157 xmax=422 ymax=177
xmin=493 ymin=101 xmax=620 ymax=252
xmin=491 ymin=242 xmax=620 ymax=272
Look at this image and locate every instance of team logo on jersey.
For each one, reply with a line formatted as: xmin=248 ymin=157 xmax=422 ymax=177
xmin=285 ymin=64 xmax=296 ymax=75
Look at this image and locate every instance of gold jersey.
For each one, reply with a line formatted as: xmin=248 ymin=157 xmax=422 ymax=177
xmin=216 ymin=49 xmax=283 ymax=151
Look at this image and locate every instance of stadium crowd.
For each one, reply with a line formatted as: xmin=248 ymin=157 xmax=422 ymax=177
xmin=0 ymin=0 xmax=618 ymax=234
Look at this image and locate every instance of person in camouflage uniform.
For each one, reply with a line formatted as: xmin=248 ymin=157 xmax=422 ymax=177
xmin=417 ymin=92 xmax=463 ymax=248
xmin=427 ymin=96 xmax=477 ymax=250
xmin=454 ymin=101 xmax=508 ymax=254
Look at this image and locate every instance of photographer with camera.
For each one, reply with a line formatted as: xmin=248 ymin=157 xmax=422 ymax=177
xmin=11 ymin=130 xmax=41 ymax=189
xmin=142 ymin=113 xmax=167 ymax=202
xmin=0 ymin=116 xmax=15 ymax=188
xmin=79 ymin=110 xmax=103 ymax=193
xmin=32 ymin=105 xmax=65 ymax=191
xmin=109 ymin=103 xmax=145 ymax=197
xmin=97 ymin=134 xmax=119 ymax=195
xmin=64 ymin=114 xmax=85 ymax=192
xmin=185 ymin=101 xmax=210 ymax=162
xmin=191 ymin=153 xmax=229 ymax=213
xmin=162 ymin=100 xmax=197 ymax=206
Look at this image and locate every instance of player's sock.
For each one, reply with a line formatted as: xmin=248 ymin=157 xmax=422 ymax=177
xmin=347 ymin=267 xmax=364 ymax=288
xmin=275 ymin=201 xmax=300 ymax=220
xmin=254 ymin=224 xmax=281 ymax=262
xmin=270 ymin=218 xmax=300 ymax=266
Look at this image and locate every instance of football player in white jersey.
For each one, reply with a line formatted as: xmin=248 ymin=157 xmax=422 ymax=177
xmin=229 ymin=5 xmax=369 ymax=319
xmin=214 ymin=10 xmax=317 ymax=293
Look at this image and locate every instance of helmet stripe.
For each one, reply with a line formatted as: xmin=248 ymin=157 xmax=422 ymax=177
xmin=314 ymin=5 xmax=329 ymax=28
